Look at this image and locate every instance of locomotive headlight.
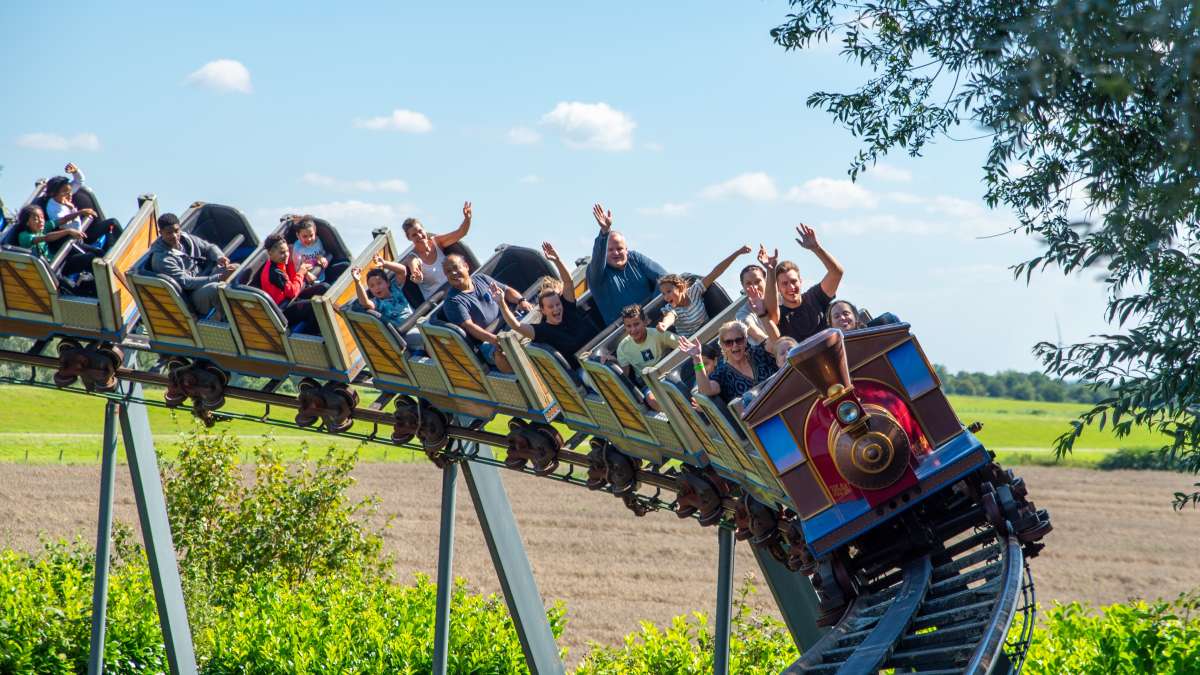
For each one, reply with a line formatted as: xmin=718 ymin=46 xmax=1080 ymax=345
xmin=836 ymin=401 xmax=862 ymax=425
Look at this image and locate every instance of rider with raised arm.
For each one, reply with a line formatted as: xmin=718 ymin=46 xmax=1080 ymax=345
xmin=586 ymin=203 xmax=667 ymax=325
xmin=442 ymin=253 xmax=531 ymax=373
xmin=41 ymin=163 xmax=122 ymax=250
xmin=766 ymin=224 xmax=844 ymax=342
xmin=658 ymin=244 xmax=752 ymax=338
xmin=494 ymin=242 xmax=594 ymax=371
xmin=403 ymin=201 xmax=472 ymax=301
xmin=349 ymin=255 xmax=424 ymax=351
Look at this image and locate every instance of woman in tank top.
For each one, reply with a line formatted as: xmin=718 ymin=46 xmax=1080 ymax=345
xmin=402 ymin=200 xmax=473 ymax=300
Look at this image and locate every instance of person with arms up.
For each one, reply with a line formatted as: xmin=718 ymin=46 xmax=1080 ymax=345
xmin=441 ymin=253 xmax=531 ymax=373
xmin=766 ymin=224 xmax=844 ymax=342
xmin=611 ymin=304 xmax=682 ymax=412
xmin=349 ymin=254 xmax=424 ymax=351
xmin=657 ymin=244 xmax=753 ymax=338
xmin=493 ymin=242 xmax=594 ymax=373
xmin=403 ymin=201 xmax=472 ymax=301
xmin=586 ymin=203 xmax=667 ymax=325
xmin=150 ymin=213 xmax=238 ymax=318
xmin=41 ymin=163 xmax=122 ymax=251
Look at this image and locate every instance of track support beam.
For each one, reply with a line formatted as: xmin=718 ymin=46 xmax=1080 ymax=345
xmin=118 ymin=381 xmax=198 ymax=674
xmin=714 ymin=526 xmax=735 ymax=675
xmin=432 ymin=462 xmax=459 ymax=675
xmin=462 ymin=442 xmax=564 ymax=675
xmin=87 ymin=401 xmax=120 ymax=675
xmin=751 ymin=544 xmax=824 ymax=651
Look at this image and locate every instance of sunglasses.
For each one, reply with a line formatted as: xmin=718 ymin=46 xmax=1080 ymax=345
xmin=721 ymin=336 xmax=746 ymax=347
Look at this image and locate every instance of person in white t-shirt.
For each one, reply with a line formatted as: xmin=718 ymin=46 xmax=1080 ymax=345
xmin=657 ymin=244 xmax=752 ymax=337
xmin=402 ymin=201 xmax=473 ymax=301
xmin=41 ymin=163 xmax=122 ymax=251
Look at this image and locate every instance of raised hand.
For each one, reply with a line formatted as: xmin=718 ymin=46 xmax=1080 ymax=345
xmin=350 ymin=267 xmax=362 ymax=282
xmin=541 ymin=241 xmax=560 ymax=262
xmin=736 ymin=244 xmax=752 ymax=256
xmin=746 ymin=285 xmax=766 ymax=315
xmin=372 ymin=253 xmax=385 ymax=267
xmin=517 ymin=299 xmax=534 ymax=313
xmin=757 ymin=244 xmax=779 ymax=269
xmin=488 ymin=281 xmax=504 ymax=298
xmin=462 ymin=201 xmax=473 ymax=223
xmin=678 ymin=335 xmax=702 ymax=359
xmin=64 ymin=163 xmax=78 ymax=174
xmin=795 ymin=223 xmax=819 ymax=250
xmin=592 ymin=203 xmax=613 ymax=232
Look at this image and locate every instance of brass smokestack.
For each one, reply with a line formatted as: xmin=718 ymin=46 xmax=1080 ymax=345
xmin=788 ymin=328 xmax=851 ymax=399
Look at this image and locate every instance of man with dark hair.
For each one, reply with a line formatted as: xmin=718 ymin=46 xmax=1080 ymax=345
xmin=150 ymin=212 xmax=238 ymax=317
xmin=586 ymin=203 xmax=668 ymax=324
xmin=442 ymin=252 xmax=531 ymax=372
xmin=766 ymin=224 xmax=844 ymax=342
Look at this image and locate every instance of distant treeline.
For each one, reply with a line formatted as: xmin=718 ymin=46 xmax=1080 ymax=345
xmin=933 ymin=365 xmax=1112 ymax=404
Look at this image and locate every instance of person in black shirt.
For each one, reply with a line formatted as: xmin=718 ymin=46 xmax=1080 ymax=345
xmin=493 ymin=241 xmax=595 ymax=372
xmin=764 ymin=223 xmax=844 ymax=342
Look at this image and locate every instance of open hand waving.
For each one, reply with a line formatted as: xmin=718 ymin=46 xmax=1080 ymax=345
xmin=541 ymin=241 xmax=560 ymax=262
xmin=795 ymin=224 xmax=820 ymax=250
xmin=592 ymin=203 xmax=613 ymax=233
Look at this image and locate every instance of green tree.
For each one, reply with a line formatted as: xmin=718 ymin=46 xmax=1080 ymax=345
xmin=773 ymin=0 xmax=1200 ymax=506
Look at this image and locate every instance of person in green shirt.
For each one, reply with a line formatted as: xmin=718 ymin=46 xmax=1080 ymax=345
xmin=16 ymin=204 xmax=84 ymax=260
xmin=611 ymin=303 xmax=681 ymax=412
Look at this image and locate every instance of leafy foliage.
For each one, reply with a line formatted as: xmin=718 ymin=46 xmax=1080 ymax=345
xmin=163 ymin=428 xmax=388 ymax=592
xmin=1097 ymin=447 xmax=1191 ymax=472
xmin=1023 ymin=595 xmax=1200 ymax=674
xmin=574 ymin=580 xmax=797 ymax=674
xmin=772 ymin=0 xmax=1200 ymax=504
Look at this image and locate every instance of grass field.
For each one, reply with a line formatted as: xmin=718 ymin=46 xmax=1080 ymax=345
xmin=0 ymin=386 xmax=1173 ymax=467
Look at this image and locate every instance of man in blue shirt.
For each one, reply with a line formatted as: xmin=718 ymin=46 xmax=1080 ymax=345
xmin=587 ymin=203 xmax=668 ymax=325
xmin=441 ymin=253 xmax=531 ymax=372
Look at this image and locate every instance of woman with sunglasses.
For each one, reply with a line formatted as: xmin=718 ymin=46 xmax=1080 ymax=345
xmin=682 ymin=317 xmax=781 ymax=405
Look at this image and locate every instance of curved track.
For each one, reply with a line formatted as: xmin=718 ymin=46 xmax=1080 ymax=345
xmin=0 ymin=346 xmax=1039 ymax=674
xmin=786 ymin=525 xmax=1033 ymax=675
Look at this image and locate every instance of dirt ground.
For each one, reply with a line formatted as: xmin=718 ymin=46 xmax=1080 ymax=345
xmin=2 ymin=463 xmax=1199 ymax=664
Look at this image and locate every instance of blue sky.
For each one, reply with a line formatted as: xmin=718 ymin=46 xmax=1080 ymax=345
xmin=0 ymin=1 xmax=1111 ymax=373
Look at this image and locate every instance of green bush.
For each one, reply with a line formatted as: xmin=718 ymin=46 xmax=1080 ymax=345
xmin=0 ymin=542 xmax=565 ymax=674
xmin=163 ymin=429 xmax=388 ymax=591
xmin=1024 ymin=595 xmax=1200 ymax=674
xmin=575 ymin=582 xmax=797 ymax=674
xmin=1097 ymin=447 xmax=1192 ymax=472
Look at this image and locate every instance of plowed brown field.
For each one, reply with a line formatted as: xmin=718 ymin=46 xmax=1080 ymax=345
xmin=2 ymin=463 xmax=1198 ymax=663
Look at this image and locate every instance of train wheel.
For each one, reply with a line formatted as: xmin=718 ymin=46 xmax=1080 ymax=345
xmin=197 ymin=362 xmax=228 ymax=410
xmin=295 ymin=378 xmax=322 ymax=427
xmin=162 ymin=358 xmax=191 ymax=407
xmin=89 ymin=343 xmax=123 ymax=392
xmin=504 ymin=419 xmax=530 ymax=470
xmin=415 ymin=401 xmax=449 ymax=451
xmin=324 ymin=384 xmax=358 ymax=434
xmin=585 ymin=438 xmax=610 ymax=490
xmin=53 ymin=339 xmax=85 ymax=387
xmin=527 ymin=423 xmax=562 ymax=475
xmin=604 ymin=445 xmax=640 ymax=495
xmin=391 ymin=396 xmax=419 ymax=444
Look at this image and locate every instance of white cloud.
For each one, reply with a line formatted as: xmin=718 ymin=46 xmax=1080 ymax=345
xmin=540 ymin=101 xmax=636 ymax=151
xmin=15 ymin=132 xmax=100 ymax=152
xmin=700 ymin=172 xmax=779 ymax=202
xmin=866 ymin=162 xmax=912 ymax=182
xmin=925 ymin=195 xmax=986 ymax=219
xmin=785 ymin=177 xmax=879 ymax=210
xmin=354 ymin=109 xmax=433 ymax=133
xmin=636 ymin=202 xmax=691 ymax=217
xmin=817 ymin=214 xmax=944 ymax=236
xmin=185 ymin=59 xmax=252 ymax=94
xmin=519 ymin=174 xmax=542 ymax=184
xmin=885 ymin=191 xmax=924 ymax=205
xmin=507 ymin=127 xmax=541 ymax=144
xmin=301 ymin=172 xmax=409 ymax=193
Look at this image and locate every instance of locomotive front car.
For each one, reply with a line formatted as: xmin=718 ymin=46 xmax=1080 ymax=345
xmin=741 ymin=324 xmax=1050 ymax=621
xmin=0 ymin=191 xmax=160 ymax=391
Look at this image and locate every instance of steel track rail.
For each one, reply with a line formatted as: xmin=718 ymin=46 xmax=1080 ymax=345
xmin=0 ymin=348 xmax=727 ymax=518
xmin=782 ymin=526 xmax=1030 ymax=675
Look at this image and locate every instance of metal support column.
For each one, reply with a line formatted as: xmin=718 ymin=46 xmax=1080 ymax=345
xmin=751 ymin=544 xmax=824 ymax=651
xmin=431 ymin=462 xmax=459 ymax=675
xmin=118 ymin=381 xmax=197 ymax=675
xmin=87 ymin=401 xmax=121 ymax=675
xmin=714 ymin=526 xmax=735 ymax=675
xmin=461 ymin=442 xmax=564 ymax=675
